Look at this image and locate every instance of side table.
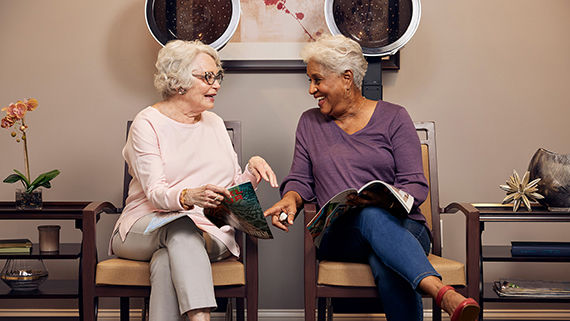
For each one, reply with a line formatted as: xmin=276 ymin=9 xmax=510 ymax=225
xmin=0 ymin=201 xmax=116 ymax=319
xmin=450 ymin=203 xmax=570 ymax=320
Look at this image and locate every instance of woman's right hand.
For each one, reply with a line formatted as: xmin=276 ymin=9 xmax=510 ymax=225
xmin=181 ymin=184 xmax=232 ymax=209
xmin=264 ymin=191 xmax=303 ymax=232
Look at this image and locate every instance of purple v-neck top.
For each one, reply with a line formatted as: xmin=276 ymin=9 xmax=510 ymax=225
xmin=281 ymin=100 xmax=430 ymax=226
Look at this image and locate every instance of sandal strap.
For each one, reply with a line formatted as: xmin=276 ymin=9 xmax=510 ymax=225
xmin=436 ymin=285 xmax=454 ymax=307
xmin=451 ymin=298 xmax=480 ymax=321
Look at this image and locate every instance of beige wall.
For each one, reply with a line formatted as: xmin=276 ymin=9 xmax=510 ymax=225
xmin=1 ymin=0 xmax=569 ymax=310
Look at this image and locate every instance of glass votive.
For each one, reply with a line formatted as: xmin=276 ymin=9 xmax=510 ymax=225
xmin=38 ymin=225 xmax=60 ymax=252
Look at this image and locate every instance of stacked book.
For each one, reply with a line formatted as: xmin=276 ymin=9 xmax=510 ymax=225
xmin=511 ymin=241 xmax=570 ymax=257
xmin=0 ymin=239 xmax=32 ymax=254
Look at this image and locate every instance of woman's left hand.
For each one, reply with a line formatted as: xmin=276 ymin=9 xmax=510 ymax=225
xmin=247 ymin=156 xmax=278 ymax=188
xmin=346 ymin=191 xmax=394 ymax=209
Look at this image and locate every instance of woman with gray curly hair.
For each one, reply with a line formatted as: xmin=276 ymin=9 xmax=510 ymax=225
xmin=111 ymin=40 xmax=278 ymax=321
xmin=265 ymin=35 xmax=479 ymax=321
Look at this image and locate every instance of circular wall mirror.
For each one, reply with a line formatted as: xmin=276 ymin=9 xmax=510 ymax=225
xmin=145 ymin=0 xmax=240 ymax=50
xmin=324 ymin=0 xmax=421 ymax=56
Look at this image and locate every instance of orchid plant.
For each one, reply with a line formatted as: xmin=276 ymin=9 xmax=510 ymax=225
xmin=1 ymin=98 xmax=60 ymax=193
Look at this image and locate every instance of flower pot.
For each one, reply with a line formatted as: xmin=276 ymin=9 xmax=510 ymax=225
xmin=15 ymin=188 xmax=42 ymax=210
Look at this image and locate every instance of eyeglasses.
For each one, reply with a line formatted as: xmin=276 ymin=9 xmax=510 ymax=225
xmin=192 ymin=71 xmax=224 ymax=85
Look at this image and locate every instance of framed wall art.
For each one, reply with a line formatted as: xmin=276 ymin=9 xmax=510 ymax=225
xmin=220 ymin=0 xmax=400 ymax=72
xmin=145 ymin=0 xmax=400 ymax=72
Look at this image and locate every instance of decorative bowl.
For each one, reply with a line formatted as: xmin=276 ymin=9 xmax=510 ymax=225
xmin=0 ymin=259 xmax=48 ymax=292
xmin=528 ymin=148 xmax=570 ymax=210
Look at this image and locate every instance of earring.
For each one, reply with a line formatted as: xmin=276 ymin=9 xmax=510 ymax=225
xmin=178 ymin=88 xmax=187 ymax=95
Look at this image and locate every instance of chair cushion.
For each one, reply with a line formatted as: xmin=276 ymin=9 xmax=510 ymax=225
xmin=317 ymin=254 xmax=465 ymax=287
xmin=96 ymin=257 xmax=245 ymax=287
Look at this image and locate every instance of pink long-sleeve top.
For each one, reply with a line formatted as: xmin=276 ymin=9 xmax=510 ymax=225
xmin=111 ymin=106 xmax=256 ymax=257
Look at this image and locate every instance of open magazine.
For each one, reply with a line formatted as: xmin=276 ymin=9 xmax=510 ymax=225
xmin=494 ymin=280 xmax=570 ymax=298
xmin=144 ymin=182 xmax=273 ymax=239
xmin=306 ymin=180 xmax=414 ymax=248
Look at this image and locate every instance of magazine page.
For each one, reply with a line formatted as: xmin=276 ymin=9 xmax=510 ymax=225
xmin=205 ymin=181 xmax=273 ymax=239
xmin=305 ymin=180 xmax=415 ymax=247
xmin=306 ymin=189 xmax=355 ymax=247
xmin=144 ymin=212 xmax=188 ymax=234
xmin=358 ymin=180 xmax=414 ymax=214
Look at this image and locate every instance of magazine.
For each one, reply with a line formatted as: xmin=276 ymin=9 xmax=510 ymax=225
xmin=494 ymin=280 xmax=570 ymax=298
xmin=306 ymin=180 xmax=414 ymax=248
xmin=144 ymin=182 xmax=273 ymax=239
xmin=204 ymin=181 xmax=273 ymax=239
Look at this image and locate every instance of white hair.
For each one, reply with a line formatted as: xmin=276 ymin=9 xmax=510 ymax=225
xmin=153 ymin=40 xmax=222 ymax=99
xmin=300 ymin=35 xmax=368 ymax=89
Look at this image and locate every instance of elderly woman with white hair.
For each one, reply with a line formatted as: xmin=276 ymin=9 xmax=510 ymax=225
xmin=111 ymin=40 xmax=278 ymax=321
xmin=265 ymin=35 xmax=479 ymax=321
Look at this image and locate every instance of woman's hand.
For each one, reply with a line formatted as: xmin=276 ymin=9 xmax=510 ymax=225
xmin=181 ymin=184 xmax=232 ymax=209
xmin=247 ymin=156 xmax=278 ymax=188
xmin=264 ymin=191 xmax=303 ymax=232
xmin=346 ymin=191 xmax=394 ymax=209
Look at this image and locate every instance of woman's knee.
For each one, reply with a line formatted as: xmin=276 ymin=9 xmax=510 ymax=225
xmin=357 ymin=207 xmax=397 ymax=231
xmin=162 ymin=217 xmax=205 ymax=247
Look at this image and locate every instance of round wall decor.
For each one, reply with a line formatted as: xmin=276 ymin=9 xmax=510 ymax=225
xmin=145 ymin=0 xmax=240 ymax=50
xmin=324 ymin=0 xmax=421 ymax=56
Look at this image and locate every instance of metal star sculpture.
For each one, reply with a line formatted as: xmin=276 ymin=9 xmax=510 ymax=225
xmin=500 ymin=170 xmax=544 ymax=212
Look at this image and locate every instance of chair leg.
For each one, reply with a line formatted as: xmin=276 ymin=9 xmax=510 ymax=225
xmin=317 ymin=298 xmax=327 ymax=321
xmin=432 ymin=299 xmax=442 ymax=321
xmin=82 ymin=294 xmax=96 ymax=321
xmin=142 ymin=297 xmax=149 ymax=321
xmin=325 ymin=298 xmax=333 ymax=321
xmin=236 ymin=298 xmax=245 ymax=321
xmin=225 ymin=298 xmax=234 ymax=321
xmin=120 ymin=297 xmax=129 ymax=321
xmin=247 ymin=295 xmax=258 ymax=321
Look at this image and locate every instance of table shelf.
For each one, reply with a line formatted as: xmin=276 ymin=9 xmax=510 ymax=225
xmin=0 ymin=279 xmax=78 ymax=299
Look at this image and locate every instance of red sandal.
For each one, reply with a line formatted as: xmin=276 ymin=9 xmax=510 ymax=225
xmin=436 ymin=285 xmax=480 ymax=321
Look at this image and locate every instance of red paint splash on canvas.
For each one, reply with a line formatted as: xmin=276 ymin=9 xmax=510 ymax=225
xmin=263 ymin=0 xmax=315 ymax=40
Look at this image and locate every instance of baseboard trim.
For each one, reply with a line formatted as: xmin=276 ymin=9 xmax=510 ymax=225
xmin=1 ymin=308 xmax=570 ymax=320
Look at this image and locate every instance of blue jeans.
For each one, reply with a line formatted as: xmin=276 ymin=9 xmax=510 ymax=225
xmin=317 ymin=206 xmax=441 ymax=321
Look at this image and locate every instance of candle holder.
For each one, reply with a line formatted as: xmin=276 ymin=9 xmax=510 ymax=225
xmin=38 ymin=225 xmax=60 ymax=252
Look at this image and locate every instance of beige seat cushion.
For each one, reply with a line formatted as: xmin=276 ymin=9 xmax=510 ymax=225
xmin=317 ymin=254 xmax=465 ymax=287
xmin=96 ymin=257 xmax=245 ymax=287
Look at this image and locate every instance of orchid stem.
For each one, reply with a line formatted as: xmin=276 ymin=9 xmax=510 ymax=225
xmin=21 ymin=117 xmax=31 ymax=183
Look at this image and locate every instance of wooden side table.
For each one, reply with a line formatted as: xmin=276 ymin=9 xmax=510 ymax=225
xmin=0 ymin=201 xmax=116 ymax=319
xmin=475 ymin=204 xmax=570 ymax=319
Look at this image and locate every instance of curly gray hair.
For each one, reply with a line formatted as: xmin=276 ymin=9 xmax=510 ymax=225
xmin=153 ymin=40 xmax=222 ymax=99
xmin=300 ymin=35 xmax=368 ymax=89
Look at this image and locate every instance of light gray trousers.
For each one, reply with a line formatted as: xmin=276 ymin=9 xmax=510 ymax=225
xmin=112 ymin=214 xmax=230 ymax=321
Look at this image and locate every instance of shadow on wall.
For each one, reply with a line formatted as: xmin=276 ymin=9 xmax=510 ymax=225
xmin=105 ymin=1 xmax=161 ymax=94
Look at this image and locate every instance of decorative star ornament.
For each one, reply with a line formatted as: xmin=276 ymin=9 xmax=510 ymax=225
xmin=500 ymin=170 xmax=544 ymax=212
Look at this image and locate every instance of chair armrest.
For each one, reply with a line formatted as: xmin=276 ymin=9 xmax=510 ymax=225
xmin=81 ymin=202 xmax=117 ymax=301
xmin=442 ymin=202 xmax=481 ymax=300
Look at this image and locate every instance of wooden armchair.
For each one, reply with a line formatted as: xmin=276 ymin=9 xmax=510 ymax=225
xmin=303 ymin=121 xmax=481 ymax=321
xmin=81 ymin=121 xmax=259 ymax=321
